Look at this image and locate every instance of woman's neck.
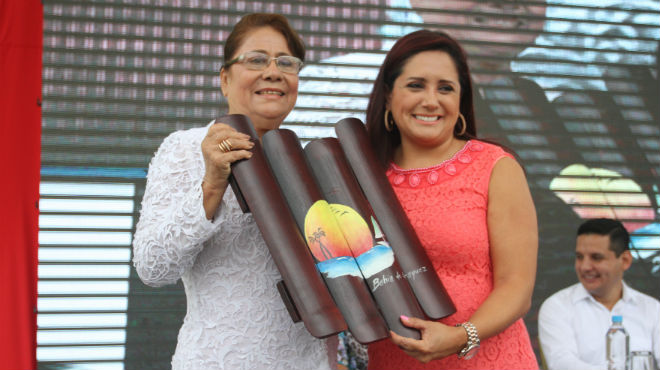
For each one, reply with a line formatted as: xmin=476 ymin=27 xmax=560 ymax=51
xmin=394 ymin=137 xmax=467 ymax=170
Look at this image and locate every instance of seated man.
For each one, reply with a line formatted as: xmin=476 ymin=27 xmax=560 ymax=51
xmin=538 ymin=218 xmax=660 ymax=370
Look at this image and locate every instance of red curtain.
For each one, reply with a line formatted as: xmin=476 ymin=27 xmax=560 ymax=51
xmin=0 ymin=1 xmax=42 ymax=369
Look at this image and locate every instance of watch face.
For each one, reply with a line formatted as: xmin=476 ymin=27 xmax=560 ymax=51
xmin=463 ymin=344 xmax=479 ymax=360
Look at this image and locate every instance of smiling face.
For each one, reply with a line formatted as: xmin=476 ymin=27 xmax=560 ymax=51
xmin=220 ymin=26 xmax=299 ymax=137
xmin=387 ymin=50 xmax=462 ymax=154
xmin=575 ymin=233 xmax=632 ymax=307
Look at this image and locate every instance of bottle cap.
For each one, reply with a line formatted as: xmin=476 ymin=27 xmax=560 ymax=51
xmin=612 ymin=315 xmax=623 ymax=323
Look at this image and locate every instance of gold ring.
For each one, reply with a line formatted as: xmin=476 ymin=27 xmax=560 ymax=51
xmin=218 ymin=139 xmax=232 ymax=153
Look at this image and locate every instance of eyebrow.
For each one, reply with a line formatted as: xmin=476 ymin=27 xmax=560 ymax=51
xmin=249 ymin=49 xmax=290 ymax=57
xmin=405 ymin=76 xmax=458 ymax=85
xmin=576 ymin=252 xmax=605 ymax=258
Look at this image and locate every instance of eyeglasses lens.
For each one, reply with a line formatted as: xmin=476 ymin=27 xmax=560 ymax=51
xmin=242 ymin=52 xmax=301 ymax=74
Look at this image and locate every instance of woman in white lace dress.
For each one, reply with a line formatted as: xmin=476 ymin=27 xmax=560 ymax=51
xmin=132 ymin=13 xmax=337 ymax=370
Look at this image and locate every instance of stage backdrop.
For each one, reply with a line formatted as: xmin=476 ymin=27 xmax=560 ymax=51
xmin=38 ymin=1 xmax=659 ymax=369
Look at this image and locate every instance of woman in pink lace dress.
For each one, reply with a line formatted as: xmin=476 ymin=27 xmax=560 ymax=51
xmin=364 ymin=30 xmax=539 ymax=369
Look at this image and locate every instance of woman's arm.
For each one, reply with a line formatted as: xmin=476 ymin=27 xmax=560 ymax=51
xmin=468 ymin=156 xmax=538 ymax=338
xmin=133 ymin=123 xmax=254 ymax=287
xmin=132 ymin=129 xmax=221 ymax=287
xmin=391 ymin=156 xmax=538 ymax=362
xmin=200 ymin=122 xmax=253 ymax=219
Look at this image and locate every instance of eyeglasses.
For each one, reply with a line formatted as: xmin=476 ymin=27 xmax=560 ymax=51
xmin=223 ymin=51 xmax=303 ymax=74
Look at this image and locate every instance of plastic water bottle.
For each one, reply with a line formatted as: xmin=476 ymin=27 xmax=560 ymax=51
xmin=606 ymin=315 xmax=630 ymax=370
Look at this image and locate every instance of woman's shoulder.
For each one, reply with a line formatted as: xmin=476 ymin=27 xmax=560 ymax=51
xmin=471 ymin=139 xmax=510 ymax=156
xmin=148 ymin=122 xmax=212 ymax=167
xmin=163 ymin=122 xmax=212 ymax=144
xmin=157 ymin=121 xmax=212 ymax=152
xmin=469 ymin=140 xmax=516 ymax=169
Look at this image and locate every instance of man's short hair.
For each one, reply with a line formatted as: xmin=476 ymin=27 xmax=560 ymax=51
xmin=577 ymin=218 xmax=630 ymax=256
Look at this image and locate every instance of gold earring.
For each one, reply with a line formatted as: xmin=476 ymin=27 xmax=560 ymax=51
xmin=456 ymin=113 xmax=467 ymax=136
xmin=384 ymin=109 xmax=394 ymax=132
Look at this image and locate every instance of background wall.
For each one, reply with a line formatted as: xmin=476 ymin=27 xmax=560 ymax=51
xmin=37 ymin=1 xmax=659 ymax=369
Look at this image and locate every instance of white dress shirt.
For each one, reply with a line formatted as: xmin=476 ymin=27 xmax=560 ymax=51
xmin=538 ymin=282 xmax=660 ymax=370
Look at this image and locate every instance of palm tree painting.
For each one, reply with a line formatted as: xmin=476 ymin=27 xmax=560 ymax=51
xmin=308 ymin=227 xmax=334 ymax=260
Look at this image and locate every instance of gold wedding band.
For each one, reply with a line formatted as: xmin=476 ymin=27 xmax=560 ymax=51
xmin=218 ymin=139 xmax=232 ymax=153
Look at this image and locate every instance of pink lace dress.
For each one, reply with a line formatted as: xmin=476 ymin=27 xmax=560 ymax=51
xmin=367 ymin=140 xmax=538 ymax=370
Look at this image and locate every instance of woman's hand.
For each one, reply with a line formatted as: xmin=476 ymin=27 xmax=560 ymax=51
xmin=200 ymin=122 xmax=254 ymax=219
xmin=390 ymin=316 xmax=467 ymax=363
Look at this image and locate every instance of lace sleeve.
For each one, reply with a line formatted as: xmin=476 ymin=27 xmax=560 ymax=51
xmin=132 ymin=128 xmax=221 ymax=287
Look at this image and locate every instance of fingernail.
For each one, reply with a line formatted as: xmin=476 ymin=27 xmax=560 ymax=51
xmin=400 ymin=315 xmax=409 ymax=321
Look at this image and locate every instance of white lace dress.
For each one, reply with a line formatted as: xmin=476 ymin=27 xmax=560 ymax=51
xmin=133 ymin=122 xmax=337 ymax=370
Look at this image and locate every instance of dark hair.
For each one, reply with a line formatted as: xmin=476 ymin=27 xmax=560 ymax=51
xmin=365 ymin=29 xmax=476 ymax=166
xmin=223 ymin=13 xmax=305 ymax=65
xmin=577 ymin=218 xmax=630 ymax=256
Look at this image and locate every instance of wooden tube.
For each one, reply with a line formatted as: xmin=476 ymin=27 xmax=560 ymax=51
xmin=335 ymin=118 xmax=456 ymax=319
xmin=305 ymin=138 xmax=424 ymax=339
xmin=262 ymin=128 xmax=389 ymax=344
xmin=217 ymin=114 xmax=346 ymax=338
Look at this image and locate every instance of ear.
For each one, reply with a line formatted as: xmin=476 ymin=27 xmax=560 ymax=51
xmin=620 ymin=250 xmax=633 ymax=271
xmin=220 ymin=67 xmax=229 ymax=97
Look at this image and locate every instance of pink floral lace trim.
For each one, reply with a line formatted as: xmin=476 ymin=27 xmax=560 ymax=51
xmin=387 ymin=140 xmax=485 ymax=187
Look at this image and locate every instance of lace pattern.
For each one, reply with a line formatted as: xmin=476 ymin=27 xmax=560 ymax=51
xmin=133 ymin=122 xmax=336 ymax=370
xmin=368 ymin=140 xmax=538 ymax=370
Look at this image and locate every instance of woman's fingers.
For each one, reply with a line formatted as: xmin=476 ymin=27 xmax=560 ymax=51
xmin=390 ymin=318 xmax=462 ymax=363
xmin=206 ymin=146 xmax=253 ymax=175
xmin=206 ymin=123 xmax=255 ymax=154
xmin=205 ymin=123 xmax=254 ymax=154
xmin=218 ymin=136 xmax=254 ymax=153
xmin=399 ymin=315 xmax=429 ymax=330
xmin=390 ymin=330 xmax=434 ymax=363
xmin=390 ymin=330 xmax=416 ymax=350
xmin=201 ymin=123 xmax=255 ymax=189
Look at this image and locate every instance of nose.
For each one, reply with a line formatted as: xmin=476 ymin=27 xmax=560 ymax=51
xmin=578 ymin=258 xmax=594 ymax=272
xmin=262 ymin=58 xmax=282 ymax=81
xmin=421 ymin=87 xmax=439 ymax=110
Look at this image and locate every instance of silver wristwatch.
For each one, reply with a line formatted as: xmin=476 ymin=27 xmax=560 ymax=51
xmin=455 ymin=321 xmax=480 ymax=360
